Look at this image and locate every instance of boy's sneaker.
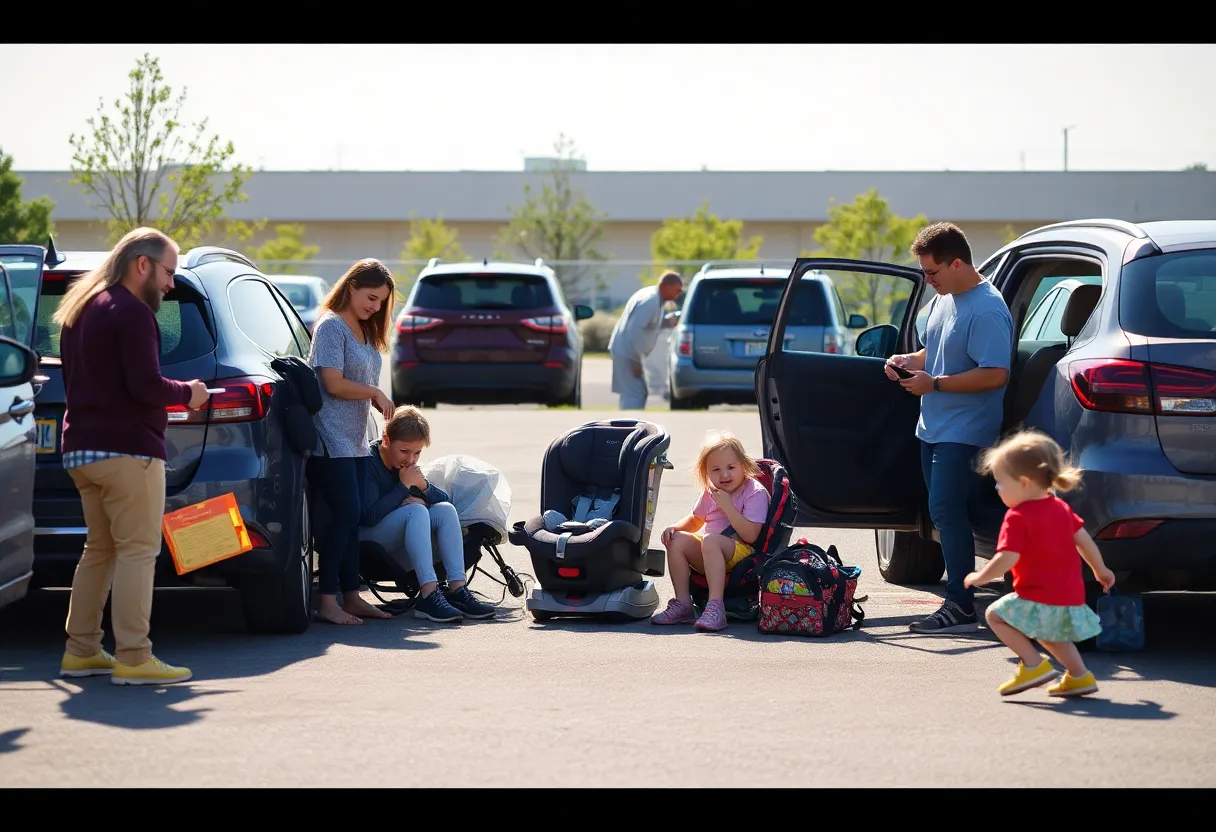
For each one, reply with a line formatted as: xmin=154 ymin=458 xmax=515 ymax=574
xmin=111 ymin=656 xmax=192 ymax=686
xmin=414 ymin=589 xmax=463 ymax=623
xmin=1047 ymin=671 xmax=1099 ymax=698
xmin=60 ymin=649 xmax=117 ymax=678
xmin=446 ymin=586 xmax=496 ymax=620
xmin=908 ymin=600 xmax=979 ymax=634
xmin=998 ymin=659 xmax=1060 ymax=696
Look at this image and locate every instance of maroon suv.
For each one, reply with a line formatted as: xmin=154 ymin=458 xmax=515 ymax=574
xmin=391 ymin=260 xmax=594 ymax=408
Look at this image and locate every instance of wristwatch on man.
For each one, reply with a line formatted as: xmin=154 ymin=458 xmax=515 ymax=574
xmin=933 ymin=376 xmax=941 ymax=392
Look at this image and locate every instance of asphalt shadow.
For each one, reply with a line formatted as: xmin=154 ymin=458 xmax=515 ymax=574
xmin=0 ymin=727 xmax=30 ymax=754
xmin=1007 ymin=697 xmax=1176 ymax=720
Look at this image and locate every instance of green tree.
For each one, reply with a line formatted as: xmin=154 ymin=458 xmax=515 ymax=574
xmin=69 ymin=53 xmax=262 ymax=250
xmin=1000 ymin=223 xmax=1019 ymax=245
xmin=400 ymin=214 xmax=468 ymax=303
xmin=493 ymin=134 xmax=608 ymax=300
xmin=1184 ymin=162 xmax=1208 ymax=171
xmin=803 ymin=188 xmax=927 ymax=325
xmin=648 ymin=200 xmax=763 ymax=283
xmin=246 ymin=224 xmax=320 ymax=274
xmin=0 ymin=147 xmax=54 ymax=245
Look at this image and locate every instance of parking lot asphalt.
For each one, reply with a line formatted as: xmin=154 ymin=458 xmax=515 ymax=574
xmin=2 ymin=386 xmax=1214 ymax=787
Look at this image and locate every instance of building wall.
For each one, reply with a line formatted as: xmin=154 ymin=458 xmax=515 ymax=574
xmin=45 ymin=217 xmax=1044 ymax=307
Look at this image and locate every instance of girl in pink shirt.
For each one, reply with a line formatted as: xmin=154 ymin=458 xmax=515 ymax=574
xmin=651 ymin=431 xmax=771 ymax=632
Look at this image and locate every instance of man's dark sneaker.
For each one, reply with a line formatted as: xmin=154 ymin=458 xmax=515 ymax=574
xmin=446 ymin=586 xmax=497 ymax=620
xmin=414 ymin=589 xmax=463 ymax=623
xmin=908 ymin=600 xmax=979 ymax=634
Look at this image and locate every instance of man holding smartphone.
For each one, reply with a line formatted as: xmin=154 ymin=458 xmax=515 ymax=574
xmin=53 ymin=227 xmax=210 ymax=685
xmin=885 ymin=222 xmax=1014 ymax=635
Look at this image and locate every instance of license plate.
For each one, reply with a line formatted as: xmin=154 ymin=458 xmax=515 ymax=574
xmin=36 ymin=418 xmax=58 ymax=454
xmin=744 ymin=341 xmax=767 ymax=356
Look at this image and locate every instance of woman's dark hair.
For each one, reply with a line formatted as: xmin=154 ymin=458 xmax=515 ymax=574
xmin=321 ymin=258 xmax=396 ymax=351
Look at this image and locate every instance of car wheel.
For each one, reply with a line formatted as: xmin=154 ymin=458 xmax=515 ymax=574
xmin=240 ymin=489 xmax=314 ymax=635
xmin=669 ymin=381 xmax=693 ymax=410
xmin=547 ymin=371 xmax=581 ymax=408
xmin=875 ymin=529 xmax=945 ymax=586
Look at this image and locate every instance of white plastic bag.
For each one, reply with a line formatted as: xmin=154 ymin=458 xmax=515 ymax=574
xmin=421 ymin=454 xmax=513 ymax=540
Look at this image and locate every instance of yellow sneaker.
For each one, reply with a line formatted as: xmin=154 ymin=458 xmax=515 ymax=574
xmin=998 ymin=659 xmax=1060 ymax=696
xmin=60 ymin=649 xmax=117 ymax=678
xmin=111 ymin=656 xmax=193 ymax=686
xmin=1047 ymin=671 xmax=1098 ymax=697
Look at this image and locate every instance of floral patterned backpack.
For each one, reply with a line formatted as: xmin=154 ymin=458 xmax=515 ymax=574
xmin=757 ymin=539 xmax=866 ymax=637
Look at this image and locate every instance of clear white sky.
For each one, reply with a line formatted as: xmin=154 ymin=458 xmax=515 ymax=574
xmin=2 ymin=43 xmax=1212 ymax=173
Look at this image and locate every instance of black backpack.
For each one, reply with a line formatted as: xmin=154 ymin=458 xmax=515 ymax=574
xmin=270 ymin=355 xmax=323 ymax=457
xmin=757 ymin=540 xmax=865 ymax=637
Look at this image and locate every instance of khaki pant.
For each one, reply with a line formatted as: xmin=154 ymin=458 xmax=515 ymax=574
xmin=64 ymin=456 xmax=166 ymax=667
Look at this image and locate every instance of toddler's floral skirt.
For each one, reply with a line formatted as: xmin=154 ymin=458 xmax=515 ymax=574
xmin=987 ymin=592 xmax=1102 ymax=642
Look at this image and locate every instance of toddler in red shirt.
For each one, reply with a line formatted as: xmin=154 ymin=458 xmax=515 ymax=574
xmin=964 ymin=429 xmax=1116 ymax=698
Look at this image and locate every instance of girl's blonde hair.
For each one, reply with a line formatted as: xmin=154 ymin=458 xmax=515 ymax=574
xmin=977 ymin=429 xmax=1083 ymax=492
xmin=53 ymin=227 xmax=177 ymax=329
xmin=693 ymin=430 xmax=761 ymax=491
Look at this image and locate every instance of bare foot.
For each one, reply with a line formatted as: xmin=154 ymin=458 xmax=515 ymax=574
xmin=317 ymin=599 xmax=363 ymax=625
xmin=342 ymin=595 xmax=392 ymax=620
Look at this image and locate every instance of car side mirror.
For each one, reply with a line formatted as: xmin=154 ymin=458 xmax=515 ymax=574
xmin=854 ymin=324 xmax=899 ymax=359
xmin=847 ymin=313 xmax=869 ymax=329
xmin=574 ymin=304 xmax=595 ymax=321
xmin=0 ymin=337 xmax=37 ymax=387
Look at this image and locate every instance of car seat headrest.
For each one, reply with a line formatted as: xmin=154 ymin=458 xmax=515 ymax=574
xmin=1060 ymin=284 xmax=1101 ymax=338
xmin=559 ymin=423 xmax=651 ymax=491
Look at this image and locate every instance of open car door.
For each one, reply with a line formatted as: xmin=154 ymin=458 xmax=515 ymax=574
xmin=755 ymin=257 xmax=930 ymax=530
xmin=0 ymin=244 xmax=48 ymax=611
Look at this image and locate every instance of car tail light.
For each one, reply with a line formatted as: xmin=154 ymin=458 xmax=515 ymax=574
xmin=824 ymin=331 xmax=845 ymax=355
xmin=521 ymin=315 xmax=568 ymax=334
xmin=1069 ymin=359 xmax=1216 ymax=416
xmin=677 ymin=330 xmax=693 ymax=356
xmin=166 ymin=377 xmax=274 ymax=425
xmin=396 ymin=314 xmax=443 ymax=334
xmin=1095 ymin=519 xmax=1163 ymax=540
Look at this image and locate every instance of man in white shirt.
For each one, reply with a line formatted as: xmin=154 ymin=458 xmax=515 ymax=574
xmin=607 ymin=270 xmax=683 ymax=410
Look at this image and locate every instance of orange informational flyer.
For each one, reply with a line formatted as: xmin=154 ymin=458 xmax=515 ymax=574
xmin=162 ymin=493 xmax=253 ymax=575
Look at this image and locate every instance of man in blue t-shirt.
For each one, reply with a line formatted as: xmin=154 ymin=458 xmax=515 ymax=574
xmin=885 ymin=222 xmax=1014 ymax=635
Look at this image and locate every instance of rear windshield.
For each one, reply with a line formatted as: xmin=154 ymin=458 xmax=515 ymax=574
xmin=36 ymin=272 xmax=215 ymax=363
xmin=685 ymin=278 xmax=828 ymax=326
xmin=412 ymin=274 xmax=555 ymax=310
xmin=1120 ymin=250 xmax=1216 ymax=338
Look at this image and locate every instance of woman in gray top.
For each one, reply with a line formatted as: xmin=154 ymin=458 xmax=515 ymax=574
xmin=307 ymin=258 xmax=397 ymax=625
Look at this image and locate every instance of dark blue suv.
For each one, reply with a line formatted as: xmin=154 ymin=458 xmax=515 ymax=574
xmin=23 ymin=244 xmax=320 ymax=634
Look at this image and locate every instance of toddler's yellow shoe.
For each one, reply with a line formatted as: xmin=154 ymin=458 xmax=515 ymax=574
xmin=1047 ymin=671 xmax=1098 ymax=697
xmin=60 ymin=650 xmax=117 ymax=678
xmin=998 ymin=659 xmax=1059 ymax=696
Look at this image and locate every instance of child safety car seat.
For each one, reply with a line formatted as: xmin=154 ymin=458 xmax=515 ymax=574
xmin=507 ymin=418 xmax=673 ymax=620
xmin=688 ymin=458 xmax=797 ymax=621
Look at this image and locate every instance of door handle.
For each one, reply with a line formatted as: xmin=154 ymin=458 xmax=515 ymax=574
xmin=32 ymin=374 xmax=49 ymax=396
xmin=9 ymin=398 xmax=35 ymax=420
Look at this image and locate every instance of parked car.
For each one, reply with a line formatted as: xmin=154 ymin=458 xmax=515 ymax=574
xmin=390 ymin=257 xmax=594 ymax=408
xmin=755 ymin=220 xmax=1216 ymax=604
xmin=0 ymin=248 xmax=47 ymax=612
xmin=269 ymin=275 xmax=330 ymax=333
xmin=26 ymin=243 xmax=321 ymax=633
xmin=668 ymin=263 xmax=867 ymax=409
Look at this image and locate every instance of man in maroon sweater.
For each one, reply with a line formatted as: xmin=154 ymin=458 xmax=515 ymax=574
xmin=54 ymin=227 xmax=209 ymax=686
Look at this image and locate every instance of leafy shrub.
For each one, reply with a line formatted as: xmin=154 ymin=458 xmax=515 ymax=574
xmin=579 ymin=311 xmax=618 ymax=352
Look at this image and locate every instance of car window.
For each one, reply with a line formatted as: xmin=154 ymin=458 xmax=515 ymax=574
xmin=686 ymin=278 xmax=828 ymax=326
xmin=229 ymin=278 xmax=305 ymax=357
xmin=34 ymin=272 xmax=214 ymax=364
xmin=1120 ymin=250 xmax=1216 ymax=338
xmin=1020 ymin=287 xmax=1061 ymax=340
xmin=270 ymin=284 xmax=312 ymax=355
xmin=278 ymin=282 xmax=314 ymax=309
xmin=1036 ymin=289 xmax=1075 ymax=343
xmin=412 ymin=274 xmax=555 ymax=310
xmin=790 ymin=268 xmax=916 ymax=358
xmin=0 ymin=264 xmax=16 ymax=342
xmin=0 ymin=253 xmax=42 ymax=345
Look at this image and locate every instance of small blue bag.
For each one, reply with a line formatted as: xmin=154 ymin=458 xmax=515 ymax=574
xmin=1096 ymin=589 xmax=1145 ymax=651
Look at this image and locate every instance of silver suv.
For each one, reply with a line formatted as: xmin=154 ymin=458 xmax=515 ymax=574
xmin=667 ymin=263 xmax=866 ymax=409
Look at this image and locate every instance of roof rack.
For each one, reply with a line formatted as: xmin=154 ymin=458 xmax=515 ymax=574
xmin=184 ymin=246 xmax=257 ymax=270
xmin=1016 ymin=219 xmax=1148 ymax=241
xmin=427 ymin=257 xmax=441 ymax=269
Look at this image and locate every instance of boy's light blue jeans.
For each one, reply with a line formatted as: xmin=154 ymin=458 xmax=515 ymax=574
xmin=359 ymin=501 xmax=464 ymax=587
